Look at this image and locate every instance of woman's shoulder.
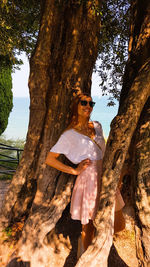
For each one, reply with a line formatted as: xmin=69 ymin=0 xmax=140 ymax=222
xmin=61 ymin=128 xmax=76 ymax=137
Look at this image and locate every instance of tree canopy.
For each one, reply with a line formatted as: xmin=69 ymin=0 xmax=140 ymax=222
xmin=0 ymin=0 xmax=129 ymax=101
xmin=98 ymin=0 xmax=129 ymax=103
xmin=0 ymin=0 xmax=40 ymax=65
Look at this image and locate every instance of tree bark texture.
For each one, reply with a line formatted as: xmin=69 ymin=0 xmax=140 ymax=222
xmin=75 ymin=0 xmax=150 ymax=266
xmin=0 ymin=0 xmax=101 ymax=266
xmin=120 ymin=1 xmax=150 ymax=266
xmin=132 ymin=97 xmax=150 ymax=267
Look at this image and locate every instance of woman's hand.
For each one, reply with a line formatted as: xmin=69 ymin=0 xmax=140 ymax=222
xmin=75 ymin=159 xmax=91 ymax=175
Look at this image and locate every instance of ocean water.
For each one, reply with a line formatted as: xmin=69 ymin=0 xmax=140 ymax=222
xmin=3 ymin=98 xmax=30 ymax=140
xmin=3 ymin=96 xmax=118 ymax=140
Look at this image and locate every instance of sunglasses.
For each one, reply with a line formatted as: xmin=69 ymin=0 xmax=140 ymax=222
xmin=80 ymin=100 xmax=96 ymax=108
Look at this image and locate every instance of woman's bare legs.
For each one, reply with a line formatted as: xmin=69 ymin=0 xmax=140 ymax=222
xmin=114 ymin=209 xmax=125 ymax=233
xmin=81 ymin=220 xmax=95 ymax=250
xmin=80 ymin=211 xmax=125 ymax=255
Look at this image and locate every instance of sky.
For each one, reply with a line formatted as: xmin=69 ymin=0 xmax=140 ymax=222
xmin=12 ymin=53 xmax=103 ymax=98
xmin=12 ymin=53 xmax=30 ymax=98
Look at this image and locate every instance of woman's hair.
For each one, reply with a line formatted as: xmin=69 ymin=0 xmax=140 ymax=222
xmin=66 ymin=93 xmax=92 ymax=130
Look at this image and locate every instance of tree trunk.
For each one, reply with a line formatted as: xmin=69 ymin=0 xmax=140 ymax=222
xmin=122 ymin=1 xmax=150 ymax=266
xmin=0 ymin=0 xmax=101 ymax=266
xmin=75 ymin=0 xmax=150 ymax=266
xmin=131 ymin=97 xmax=150 ymax=267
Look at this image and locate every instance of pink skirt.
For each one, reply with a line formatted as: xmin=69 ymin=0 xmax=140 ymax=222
xmin=70 ymin=160 xmax=125 ymax=225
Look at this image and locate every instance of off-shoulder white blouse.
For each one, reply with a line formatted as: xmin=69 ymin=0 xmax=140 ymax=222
xmin=50 ymin=121 xmax=106 ymax=164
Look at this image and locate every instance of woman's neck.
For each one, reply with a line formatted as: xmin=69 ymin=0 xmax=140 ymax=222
xmin=74 ymin=121 xmax=95 ymax=138
xmin=76 ymin=116 xmax=89 ymax=129
xmin=73 ymin=116 xmax=95 ymax=138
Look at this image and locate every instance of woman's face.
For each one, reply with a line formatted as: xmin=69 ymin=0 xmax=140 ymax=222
xmin=77 ymin=95 xmax=93 ymax=118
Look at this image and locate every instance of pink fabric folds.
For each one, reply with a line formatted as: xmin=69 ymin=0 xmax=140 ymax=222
xmin=70 ymin=160 xmax=125 ymax=225
xmin=70 ymin=160 xmax=101 ymax=225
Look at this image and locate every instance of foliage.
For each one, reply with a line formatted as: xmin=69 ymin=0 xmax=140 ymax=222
xmin=0 ymin=0 xmax=130 ymax=102
xmin=0 ymin=0 xmax=40 ymax=138
xmin=0 ymin=135 xmax=25 ymax=149
xmin=2 ymin=217 xmax=25 ymax=241
xmin=0 ymin=0 xmax=40 ymax=65
xmin=0 ymin=174 xmax=12 ymax=180
xmin=0 ymin=56 xmax=13 ymax=135
xmin=0 ymin=135 xmax=24 ymax=180
xmin=97 ymin=0 xmax=130 ymax=104
xmin=3 ymin=227 xmax=12 ymax=237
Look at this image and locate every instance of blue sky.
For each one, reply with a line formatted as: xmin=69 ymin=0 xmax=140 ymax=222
xmin=12 ymin=53 xmax=30 ymax=98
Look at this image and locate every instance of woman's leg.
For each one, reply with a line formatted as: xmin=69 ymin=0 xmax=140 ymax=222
xmin=81 ymin=220 xmax=95 ymax=250
xmin=114 ymin=209 xmax=125 ymax=233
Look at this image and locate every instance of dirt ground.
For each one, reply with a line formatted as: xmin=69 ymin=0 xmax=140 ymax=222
xmin=0 ymin=180 xmax=139 ymax=267
xmin=56 ymin=204 xmax=139 ymax=267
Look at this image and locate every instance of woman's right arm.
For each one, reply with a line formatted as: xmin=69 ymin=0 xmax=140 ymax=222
xmin=45 ymin=152 xmax=91 ymax=175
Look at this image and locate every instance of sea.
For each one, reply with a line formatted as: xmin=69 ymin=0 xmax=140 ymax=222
xmin=2 ymin=96 xmax=119 ymax=140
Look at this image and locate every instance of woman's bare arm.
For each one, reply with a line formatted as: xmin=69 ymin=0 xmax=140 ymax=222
xmin=45 ymin=152 xmax=91 ymax=175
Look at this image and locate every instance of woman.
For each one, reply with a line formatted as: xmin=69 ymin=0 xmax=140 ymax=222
xmin=45 ymin=93 xmax=125 ymax=254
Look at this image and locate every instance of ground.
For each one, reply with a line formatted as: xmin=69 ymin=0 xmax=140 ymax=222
xmin=0 ymin=180 xmax=138 ymax=267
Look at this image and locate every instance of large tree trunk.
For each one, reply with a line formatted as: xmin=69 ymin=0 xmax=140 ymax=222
xmin=0 ymin=0 xmax=101 ymax=266
xmin=75 ymin=0 xmax=150 ymax=266
xmin=132 ymin=97 xmax=150 ymax=267
xmin=121 ymin=1 xmax=150 ymax=266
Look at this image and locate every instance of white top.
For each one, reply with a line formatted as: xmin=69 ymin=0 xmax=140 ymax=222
xmin=50 ymin=121 xmax=106 ymax=164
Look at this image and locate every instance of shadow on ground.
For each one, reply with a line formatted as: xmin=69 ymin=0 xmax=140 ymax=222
xmin=56 ymin=204 xmax=129 ymax=267
xmin=7 ymin=258 xmax=30 ymax=267
xmin=6 ymin=204 xmax=129 ymax=267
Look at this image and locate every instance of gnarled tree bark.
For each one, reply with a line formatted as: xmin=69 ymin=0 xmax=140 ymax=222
xmin=132 ymin=97 xmax=150 ymax=267
xmin=0 ymin=1 xmax=101 ymax=266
